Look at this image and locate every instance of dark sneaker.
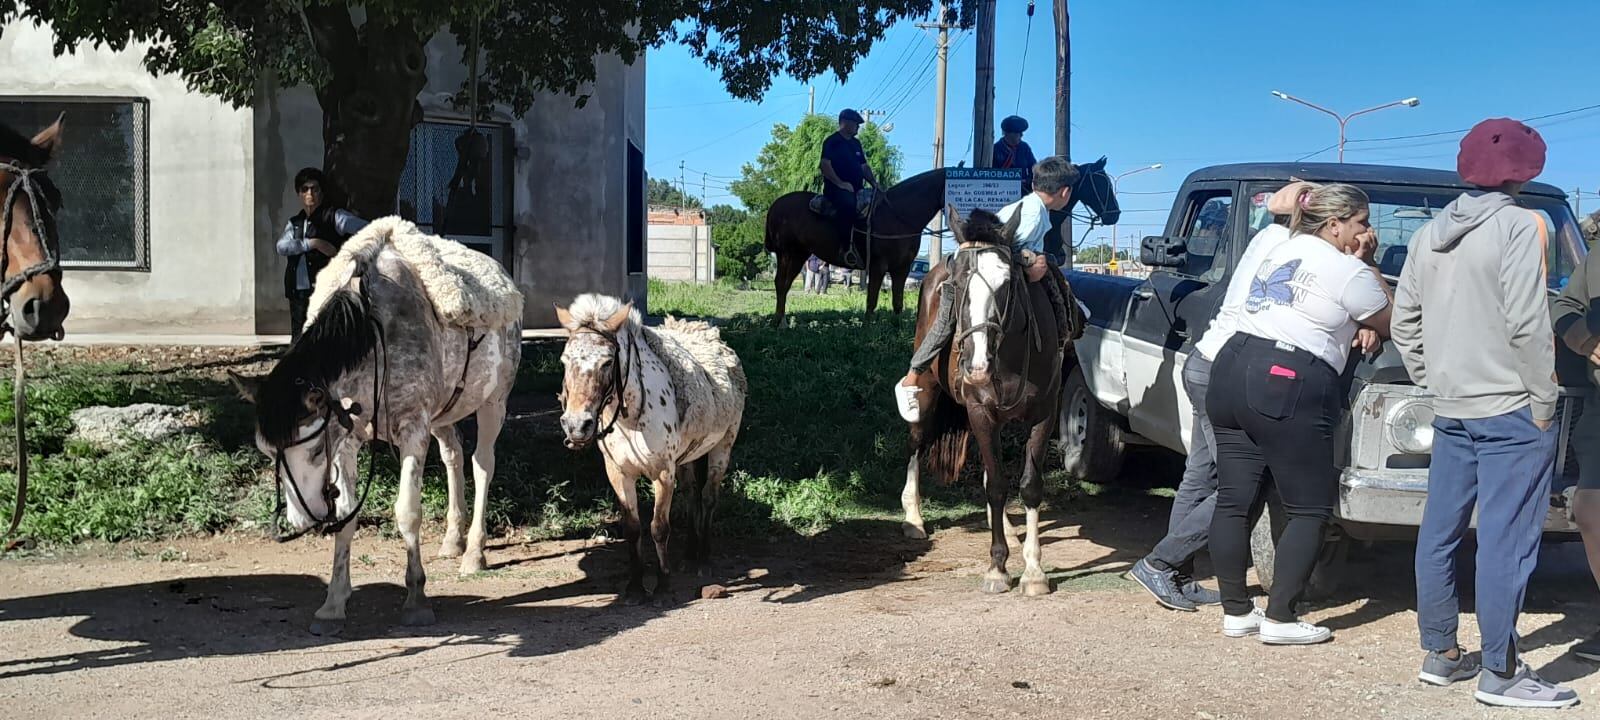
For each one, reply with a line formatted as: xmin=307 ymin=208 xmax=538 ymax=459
xmin=1176 ymin=577 xmax=1221 ymax=606
xmin=1128 ymin=558 xmax=1197 ymax=612
xmin=1475 ymin=664 xmax=1579 ymax=709
xmin=1574 ymin=631 xmax=1600 ymax=662
xmin=1418 ymin=648 xmax=1480 ymax=686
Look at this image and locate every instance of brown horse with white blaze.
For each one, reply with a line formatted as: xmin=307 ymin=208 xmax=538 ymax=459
xmin=900 ymin=207 xmax=1083 ymax=597
xmin=1 ymin=116 xmax=70 ymax=342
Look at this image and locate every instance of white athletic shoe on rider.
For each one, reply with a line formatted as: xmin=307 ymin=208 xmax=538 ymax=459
xmin=895 ymin=383 xmax=922 ymax=423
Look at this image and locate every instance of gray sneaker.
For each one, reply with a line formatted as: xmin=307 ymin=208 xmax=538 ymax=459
xmin=1475 ymin=664 xmax=1579 ymax=709
xmin=1176 ymin=577 xmax=1221 ymax=606
xmin=1418 ymin=648 xmax=1480 ymax=686
xmin=1129 ymin=558 xmax=1197 ymax=612
xmin=1574 ymin=631 xmax=1600 ymax=662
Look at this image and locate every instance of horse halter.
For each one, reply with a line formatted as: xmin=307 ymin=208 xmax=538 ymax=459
xmin=560 ymin=325 xmax=637 ymax=447
xmin=951 ymin=245 xmax=1039 ymax=413
xmin=269 ymin=270 xmax=389 ymax=543
xmin=0 ymin=159 xmax=60 ymax=335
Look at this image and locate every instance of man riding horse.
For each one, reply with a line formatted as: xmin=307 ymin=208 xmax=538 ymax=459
xmin=895 ymin=156 xmax=1083 ymax=423
xmin=820 ymin=108 xmax=880 ymax=268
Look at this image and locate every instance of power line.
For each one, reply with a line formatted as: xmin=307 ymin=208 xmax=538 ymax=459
xmin=648 ymin=92 xmax=806 ymax=111
xmin=856 ymin=33 xmax=924 ymax=110
xmin=649 ymin=97 xmax=805 ymax=168
xmin=1347 ymin=101 xmax=1600 ymax=145
xmin=1013 ymin=1 xmax=1035 ymax=115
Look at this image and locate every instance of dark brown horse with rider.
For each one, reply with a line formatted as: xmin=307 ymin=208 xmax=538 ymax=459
xmin=762 ymin=158 xmax=1120 ymax=327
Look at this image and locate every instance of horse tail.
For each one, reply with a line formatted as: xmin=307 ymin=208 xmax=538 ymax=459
xmin=919 ymin=392 xmax=970 ymax=487
xmin=763 ymin=204 xmax=782 ymax=254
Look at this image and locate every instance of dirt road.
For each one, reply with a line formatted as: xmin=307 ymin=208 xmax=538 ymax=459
xmin=2 ymin=501 xmax=1595 ymax=719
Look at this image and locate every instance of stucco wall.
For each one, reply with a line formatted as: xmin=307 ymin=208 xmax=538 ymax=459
xmin=0 ymin=21 xmax=257 ymax=335
xmin=508 ymin=52 xmax=647 ymax=327
xmin=260 ymin=33 xmax=647 ymax=331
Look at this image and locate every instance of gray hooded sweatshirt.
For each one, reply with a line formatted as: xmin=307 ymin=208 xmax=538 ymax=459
xmin=1392 ymin=191 xmax=1557 ymax=422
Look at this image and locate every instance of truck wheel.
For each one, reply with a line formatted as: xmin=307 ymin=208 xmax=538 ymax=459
xmin=1249 ymin=490 xmax=1347 ymax=599
xmin=1058 ymin=366 xmax=1125 ymax=482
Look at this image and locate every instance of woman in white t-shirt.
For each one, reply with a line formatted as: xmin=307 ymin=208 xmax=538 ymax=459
xmin=1206 ymin=182 xmax=1393 ymax=645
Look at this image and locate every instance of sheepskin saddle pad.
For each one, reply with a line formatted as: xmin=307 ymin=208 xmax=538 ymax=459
xmin=310 ymin=216 xmax=524 ymax=330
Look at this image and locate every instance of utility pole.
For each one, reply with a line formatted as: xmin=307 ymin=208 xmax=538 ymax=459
xmin=808 ymin=85 xmax=815 ymax=115
xmin=860 ymin=109 xmax=889 ymax=126
xmin=973 ymin=0 xmax=996 ymax=167
xmin=678 ymin=160 xmax=686 ymax=213
xmin=1053 ymin=0 xmax=1072 ymax=267
xmin=1576 ymin=187 xmax=1582 ymax=217
xmin=702 ymin=172 xmax=708 ymax=210
xmin=917 ymin=3 xmax=954 ymax=266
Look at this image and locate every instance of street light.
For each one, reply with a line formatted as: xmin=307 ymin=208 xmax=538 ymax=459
xmin=1271 ymin=90 xmax=1420 ymax=162
xmin=1111 ymin=164 xmax=1162 ymax=264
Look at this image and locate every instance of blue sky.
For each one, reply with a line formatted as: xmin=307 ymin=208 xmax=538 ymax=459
xmin=645 ymin=1 xmax=1600 ymax=254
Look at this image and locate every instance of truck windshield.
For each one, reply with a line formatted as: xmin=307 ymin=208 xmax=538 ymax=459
xmin=1248 ymin=185 xmax=1586 ymax=291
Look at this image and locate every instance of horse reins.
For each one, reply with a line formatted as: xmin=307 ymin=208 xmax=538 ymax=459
xmin=1 ymin=158 xmax=60 ymax=542
xmin=269 ymin=266 xmax=391 ymax=543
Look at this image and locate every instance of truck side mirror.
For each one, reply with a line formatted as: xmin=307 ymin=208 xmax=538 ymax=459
xmin=1140 ymin=236 xmax=1187 ymax=268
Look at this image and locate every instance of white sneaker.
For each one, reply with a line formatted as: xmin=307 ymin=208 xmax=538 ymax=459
xmin=895 ymin=383 xmax=922 ymax=423
xmin=1222 ymin=607 xmax=1265 ymax=638
xmin=1259 ymin=617 xmax=1333 ymax=645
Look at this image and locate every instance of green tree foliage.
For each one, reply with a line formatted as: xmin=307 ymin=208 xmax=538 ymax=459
xmin=1075 ymin=244 xmax=1131 ymax=265
xmin=704 ymin=204 xmax=769 ymax=282
xmin=648 ymin=178 xmax=701 ymax=209
xmin=730 ymin=114 xmax=903 ymax=214
xmin=1 ymin=1 xmax=968 ymax=217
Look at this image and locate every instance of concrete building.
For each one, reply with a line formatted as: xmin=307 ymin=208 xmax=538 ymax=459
xmin=647 ymin=207 xmax=715 ymax=284
xmin=0 ymin=20 xmax=646 ymax=336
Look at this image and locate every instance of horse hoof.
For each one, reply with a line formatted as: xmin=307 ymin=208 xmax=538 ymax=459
xmin=459 ymin=555 xmax=487 ymax=576
xmin=400 ymin=607 xmax=436 ymax=627
xmin=981 ymin=576 xmax=1013 ymax=595
xmin=901 ymin=523 xmax=928 ymax=540
xmin=309 ymin=619 xmax=345 ymax=637
xmin=651 ymin=591 xmax=678 ymax=609
xmin=1021 ymin=579 xmax=1051 ymax=597
xmin=437 ymin=542 xmax=464 ymax=560
xmin=622 ymin=587 xmax=649 ymax=607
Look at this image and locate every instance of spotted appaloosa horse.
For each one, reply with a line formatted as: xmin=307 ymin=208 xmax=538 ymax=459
xmin=556 ymin=294 xmax=747 ymax=606
xmin=900 ymin=207 xmax=1082 ymax=597
xmin=231 ymin=219 xmax=522 ymax=634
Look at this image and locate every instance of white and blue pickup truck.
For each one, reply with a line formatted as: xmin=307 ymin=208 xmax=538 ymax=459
xmin=1059 ymin=162 xmax=1590 ymax=591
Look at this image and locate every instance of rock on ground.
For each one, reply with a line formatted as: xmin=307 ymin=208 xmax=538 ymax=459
xmin=69 ymin=403 xmax=203 ymax=449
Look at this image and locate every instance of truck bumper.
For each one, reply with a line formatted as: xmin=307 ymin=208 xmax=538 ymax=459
xmin=1338 ymin=469 xmax=1581 ymax=534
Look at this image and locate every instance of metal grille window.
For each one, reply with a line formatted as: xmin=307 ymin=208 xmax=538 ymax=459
xmin=0 ymin=97 xmax=150 ymax=270
xmin=396 ymin=119 xmax=510 ymax=266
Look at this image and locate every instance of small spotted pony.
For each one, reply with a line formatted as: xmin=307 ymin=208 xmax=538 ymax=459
xmin=556 ymin=294 xmax=746 ymax=606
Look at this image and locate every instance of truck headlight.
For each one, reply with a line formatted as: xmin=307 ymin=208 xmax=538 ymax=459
xmin=1387 ymin=399 xmax=1435 ymax=455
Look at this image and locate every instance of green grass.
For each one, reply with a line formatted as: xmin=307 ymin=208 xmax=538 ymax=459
xmin=0 ymin=279 xmax=1058 ymax=548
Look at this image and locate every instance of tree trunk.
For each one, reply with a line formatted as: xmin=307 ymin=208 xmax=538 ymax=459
xmin=305 ymin=8 xmax=430 ymax=220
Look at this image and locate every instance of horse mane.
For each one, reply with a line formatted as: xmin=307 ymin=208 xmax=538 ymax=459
xmin=883 ymin=167 xmax=945 ymax=203
xmin=958 ymin=208 xmax=1010 ymax=246
xmin=0 ymin=122 xmax=48 ymax=167
xmin=568 ymin=293 xmax=642 ymax=333
xmin=257 ymin=288 xmax=378 ymax=448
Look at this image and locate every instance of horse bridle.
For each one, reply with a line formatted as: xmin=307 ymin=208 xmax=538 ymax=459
xmin=1 ymin=158 xmax=61 ymax=542
xmin=559 ymin=325 xmax=639 ymax=447
xmin=269 ymin=269 xmax=390 ymax=543
xmin=1068 ymin=164 xmax=1115 ymax=251
xmin=952 ymin=244 xmax=1041 ymax=413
